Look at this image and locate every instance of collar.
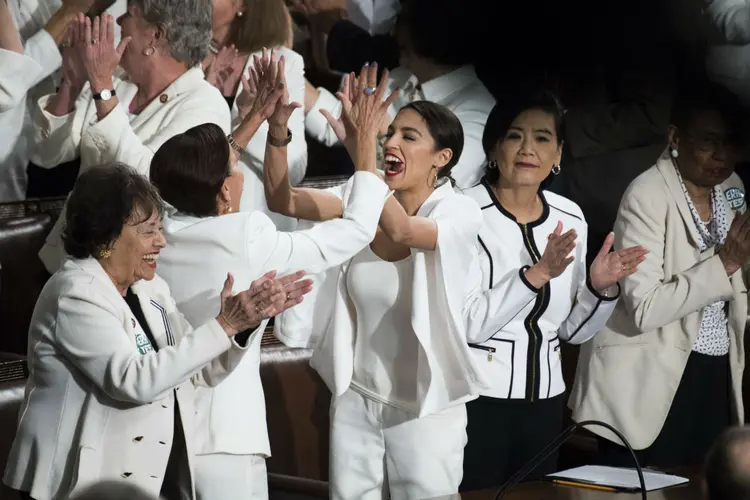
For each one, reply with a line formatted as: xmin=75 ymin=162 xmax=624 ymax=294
xmin=480 ymin=177 xmax=550 ymax=228
xmin=418 ymin=65 xmax=480 ymax=103
xmin=656 ymin=149 xmax=706 ymax=248
xmin=416 ymin=179 xmax=455 ymax=217
xmin=120 ymin=66 xmax=207 ymax=109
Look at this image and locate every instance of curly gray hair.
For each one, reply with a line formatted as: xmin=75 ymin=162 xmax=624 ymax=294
xmin=129 ymin=0 xmax=212 ymax=67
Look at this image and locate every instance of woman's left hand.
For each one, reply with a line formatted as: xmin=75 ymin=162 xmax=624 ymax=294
xmin=589 ymin=232 xmax=648 ymax=292
xmin=73 ymin=13 xmax=131 ymax=89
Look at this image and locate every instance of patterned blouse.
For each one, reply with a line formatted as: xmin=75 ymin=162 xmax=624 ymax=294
xmin=676 ymin=167 xmax=730 ymax=356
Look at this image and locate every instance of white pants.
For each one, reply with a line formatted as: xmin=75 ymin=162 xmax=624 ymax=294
xmin=193 ymin=453 xmax=268 ymax=500
xmin=330 ymin=389 xmax=467 ymax=500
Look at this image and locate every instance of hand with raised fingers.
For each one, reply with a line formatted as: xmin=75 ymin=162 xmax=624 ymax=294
xmin=205 ymin=44 xmax=239 ymax=89
xmin=74 ymin=13 xmax=131 ymax=90
xmin=589 ymin=232 xmax=648 ymax=293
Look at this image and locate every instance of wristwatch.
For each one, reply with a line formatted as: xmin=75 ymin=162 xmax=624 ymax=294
xmin=267 ymin=129 xmax=293 ymax=148
xmin=93 ymin=89 xmax=116 ymax=101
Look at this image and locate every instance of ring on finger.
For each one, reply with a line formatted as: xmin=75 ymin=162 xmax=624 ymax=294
xmin=363 ymin=87 xmax=376 ymax=95
xmin=91 ymin=39 xmax=98 ymax=45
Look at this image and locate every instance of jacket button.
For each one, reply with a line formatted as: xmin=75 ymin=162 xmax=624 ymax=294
xmin=121 ymin=472 xmax=133 ymax=478
xmin=133 ymin=436 xmax=144 ymax=442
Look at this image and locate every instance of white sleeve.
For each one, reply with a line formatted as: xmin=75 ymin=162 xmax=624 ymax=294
xmin=257 ymin=171 xmax=389 ymax=276
xmin=55 ymin=286 xmax=233 ymax=405
xmin=30 ymin=86 xmax=92 ymax=167
xmin=705 ymin=0 xmax=750 ymax=43
xmin=557 ymin=223 xmax=619 ymax=344
xmin=305 ymin=87 xmax=343 ymax=147
xmin=0 ymin=50 xmax=43 ymax=112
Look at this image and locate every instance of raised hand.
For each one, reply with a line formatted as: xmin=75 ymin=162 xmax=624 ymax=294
xmin=266 ymin=55 xmax=302 ymax=128
xmin=73 ymin=13 xmax=131 ymax=89
xmin=205 ymin=44 xmax=239 ymax=89
xmin=60 ymin=21 xmax=87 ymax=90
xmin=524 ymin=221 xmax=577 ymax=289
xmin=215 ymin=270 xmax=313 ymax=336
xmin=719 ymin=211 xmax=750 ymax=275
xmin=238 ymin=48 xmax=285 ymax=123
xmin=589 ymin=232 xmax=648 ymax=292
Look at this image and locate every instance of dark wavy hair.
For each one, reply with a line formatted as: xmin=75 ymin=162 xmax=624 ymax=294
xmin=63 ymin=163 xmax=165 ymax=259
xmin=400 ymin=101 xmax=464 ymax=184
xmin=482 ymin=89 xmax=565 ymax=190
xmin=150 ymin=123 xmax=231 ymax=217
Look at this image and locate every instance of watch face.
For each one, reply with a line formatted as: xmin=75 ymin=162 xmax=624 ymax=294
xmin=100 ymin=89 xmax=112 ymax=101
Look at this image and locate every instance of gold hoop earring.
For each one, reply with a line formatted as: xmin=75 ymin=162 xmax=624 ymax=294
xmin=551 ymin=164 xmax=561 ymax=175
xmin=428 ymin=167 xmax=438 ymax=188
xmin=98 ymin=247 xmax=112 ymax=259
xmin=143 ymin=46 xmax=155 ymax=56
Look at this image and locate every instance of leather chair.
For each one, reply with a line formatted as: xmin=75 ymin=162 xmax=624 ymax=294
xmin=0 ymin=353 xmax=28 ymax=500
xmin=0 ymin=214 xmax=54 ymax=355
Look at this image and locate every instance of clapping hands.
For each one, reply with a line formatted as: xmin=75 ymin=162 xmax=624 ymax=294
xmin=238 ymin=48 xmax=301 ymax=127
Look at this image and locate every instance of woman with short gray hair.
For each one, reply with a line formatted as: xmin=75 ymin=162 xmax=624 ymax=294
xmin=30 ymin=0 xmax=230 ymax=275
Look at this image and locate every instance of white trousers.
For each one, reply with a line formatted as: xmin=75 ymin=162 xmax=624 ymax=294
xmin=329 ymin=389 xmax=467 ymax=500
xmin=193 ymin=453 xmax=268 ymax=500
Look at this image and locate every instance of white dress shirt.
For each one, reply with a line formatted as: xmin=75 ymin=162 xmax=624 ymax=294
xmin=305 ymin=65 xmax=495 ymax=189
xmin=0 ymin=0 xmax=62 ymax=202
xmin=156 ymin=171 xmax=389 ymax=457
xmin=32 ymin=66 xmax=231 ymax=274
xmin=347 ymin=0 xmax=400 ymax=34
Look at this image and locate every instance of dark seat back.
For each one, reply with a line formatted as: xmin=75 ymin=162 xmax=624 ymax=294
xmin=0 ymin=215 xmax=54 ymax=355
xmin=0 ymin=354 xmax=28 ymax=500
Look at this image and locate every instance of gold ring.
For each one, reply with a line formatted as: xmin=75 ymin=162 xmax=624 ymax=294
xmin=286 ymin=293 xmax=290 ymax=301
xmin=91 ymin=39 xmax=98 ymax=45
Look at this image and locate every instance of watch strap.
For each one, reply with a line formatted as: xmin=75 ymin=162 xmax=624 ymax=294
xmin=267 ymin=129 xmax=292 ymax=147
xmin=93 ymin=89 xmax=116 ymax=101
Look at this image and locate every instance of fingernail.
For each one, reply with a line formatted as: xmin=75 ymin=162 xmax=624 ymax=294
xmin=364 ymin=62 xmax=369 ymax=67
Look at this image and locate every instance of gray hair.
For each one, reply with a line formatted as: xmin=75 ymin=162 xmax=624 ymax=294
xmin=67 ymin=480 xmax=161 ymax=500
xmin=130 ymin=0 xmax=213 ymax=67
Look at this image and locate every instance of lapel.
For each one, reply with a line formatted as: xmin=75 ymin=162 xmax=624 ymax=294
xmin=656 ymin=150 xmax=703 ymax=248
xmin=131 ymin=281 xmax=175 ymax=350
xmin=123 ymin=67 xmax=205 ymax=130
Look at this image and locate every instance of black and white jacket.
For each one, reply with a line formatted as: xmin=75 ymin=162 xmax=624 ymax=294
xmin=462 ymin=179 xmax=619 ymax=401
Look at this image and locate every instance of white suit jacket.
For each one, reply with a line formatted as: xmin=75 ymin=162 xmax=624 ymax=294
xmin=305 ymin=65 xmax=495 ymax=189
xmin=0 ymin=0 xmax=62 ymax=202
xmin=3 ymin=258 xmax=250 ymax=500
xmin=157 ymin=171 xmax=389 ymax=457
xmin=275 ymin=181 xmax=491 ymax=417
xmin=569 ymin=151 xmax=748 ymax=449
xmin=31 ymin=66 xmax=230 ymax=274
xmin=228 ymin=46 xmax=307 ymax=231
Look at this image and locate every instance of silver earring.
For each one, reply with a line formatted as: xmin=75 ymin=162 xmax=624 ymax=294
xmin=488 ymin=159 xmax=498 ymax=169
xmin=551 ymin=164 xmax=561 ymax=175
xmin=671 ymin=148 xmax=679 ymax=158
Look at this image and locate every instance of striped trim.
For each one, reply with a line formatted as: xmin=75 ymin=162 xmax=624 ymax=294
xmin=150 ymin=300 xmax=175 ymax=346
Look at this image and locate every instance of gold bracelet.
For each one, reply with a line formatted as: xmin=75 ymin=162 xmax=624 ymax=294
xmin=226 ymin=134 xmax=246 ymax=155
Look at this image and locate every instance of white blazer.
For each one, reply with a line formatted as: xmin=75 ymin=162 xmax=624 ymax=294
xmin=305 ymin=65 xmax=496 ymax=189
xmin=275 ymin=180 xmax=491 ymax=417
xmin=31 ymin=66 xmax=231 ymax=274
xmin=0 ymin=0 xmax=62 ymax=202
xmin=462 ymin=181 xmax=618 ymax=400
xmin=156 ymin=171 xmax=389 ymax=457
xmin=3 ymin=258 xmax=250 ymax=500
xmin=228 ymin=46 xmax=307 ymax=230
xmin=569 ymin=153 xmax=748 ymax=449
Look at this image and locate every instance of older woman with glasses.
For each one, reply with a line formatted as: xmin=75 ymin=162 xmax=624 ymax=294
xmin=31 ymin=0 xmax=230 ymax=274
xmin=570 ymin=79 xmax=750 ymax=467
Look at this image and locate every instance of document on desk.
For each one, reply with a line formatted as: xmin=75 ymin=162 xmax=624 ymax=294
xmin=547 ymin=466 xmax=689 ymax=491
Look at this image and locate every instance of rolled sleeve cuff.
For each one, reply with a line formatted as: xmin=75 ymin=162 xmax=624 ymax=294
xmin=37 ymin=94 xmax=74 ymax=136
xmin=304 ymin=87 xmax=342 ymax=144
xmin=519 ymin=265 xmax=542 ymax=293
xmin=85 ymin=103 xmax=130 ymax=148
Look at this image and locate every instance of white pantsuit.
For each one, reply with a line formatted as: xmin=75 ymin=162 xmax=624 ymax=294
xmin=3 ymin=258 xmax=251 ymax=500
xmin=193 ymin=454 xmax=268 ymax=500
xmin=330 ymin=389 xmax=467 ymax=500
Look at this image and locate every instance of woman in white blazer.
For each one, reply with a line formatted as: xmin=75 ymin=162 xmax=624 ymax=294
xmin=33 ymin=5 xmax=231 ymax=274
xmin=150 ymin=62 xmax=390 ymax=500
xmin=570 ymin=80 xmax=750 ymax=467
xmin=458 ymin=91 xmax=647 ymax=490
xmin=268 ymin=64 xmax=490 ymax=500
xmin=203 ymin=0 xmax=304 ymax=229
xmin=3 ymin=163 xmax=313 ymax=500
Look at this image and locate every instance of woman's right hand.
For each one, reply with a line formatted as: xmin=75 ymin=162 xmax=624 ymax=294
xmin=719 ymin=211 xmax=750 ymax=275
xmin=215 ymin=270 xmax=313 ymax=336
xmin=525 ymin=221 xmax=578 ymax=289
xmin=60 ymin=21 xmax=87 ymax=91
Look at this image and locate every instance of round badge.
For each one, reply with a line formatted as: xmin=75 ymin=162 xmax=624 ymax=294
xmin=725 ymin=187 xmax=745 ymax=210
xmin=159 ymin=94 xmax=168 ymax=103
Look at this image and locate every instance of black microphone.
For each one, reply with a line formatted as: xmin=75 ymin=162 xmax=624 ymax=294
xmin=493 ymin=420 xmax=647 ymax=500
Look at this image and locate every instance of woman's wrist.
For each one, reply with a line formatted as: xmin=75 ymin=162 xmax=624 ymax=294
xmin=216 ymin=314 xmax=238 ymax=337
xmin=268 ymin=122 xmax=288 ymax=139
xmin=524 ymin=263 xmax=551 ymax=289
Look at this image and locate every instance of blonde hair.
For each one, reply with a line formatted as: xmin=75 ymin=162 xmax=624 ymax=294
xmin=228 ymin=0 xmax=290 ymax=54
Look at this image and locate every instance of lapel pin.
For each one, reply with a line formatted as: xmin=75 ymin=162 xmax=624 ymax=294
xmin=160 ymin=94 xmax=169 ymax=103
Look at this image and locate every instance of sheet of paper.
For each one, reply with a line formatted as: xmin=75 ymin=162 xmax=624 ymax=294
xmin=547 ymin=466 xmax=689 ymax=491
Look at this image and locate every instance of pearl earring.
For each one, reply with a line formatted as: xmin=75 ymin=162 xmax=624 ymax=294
xmin=237 ymin=11 xmax=243 ymax=16
xmin=671 ymin=149 xmax=679 ymax=158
